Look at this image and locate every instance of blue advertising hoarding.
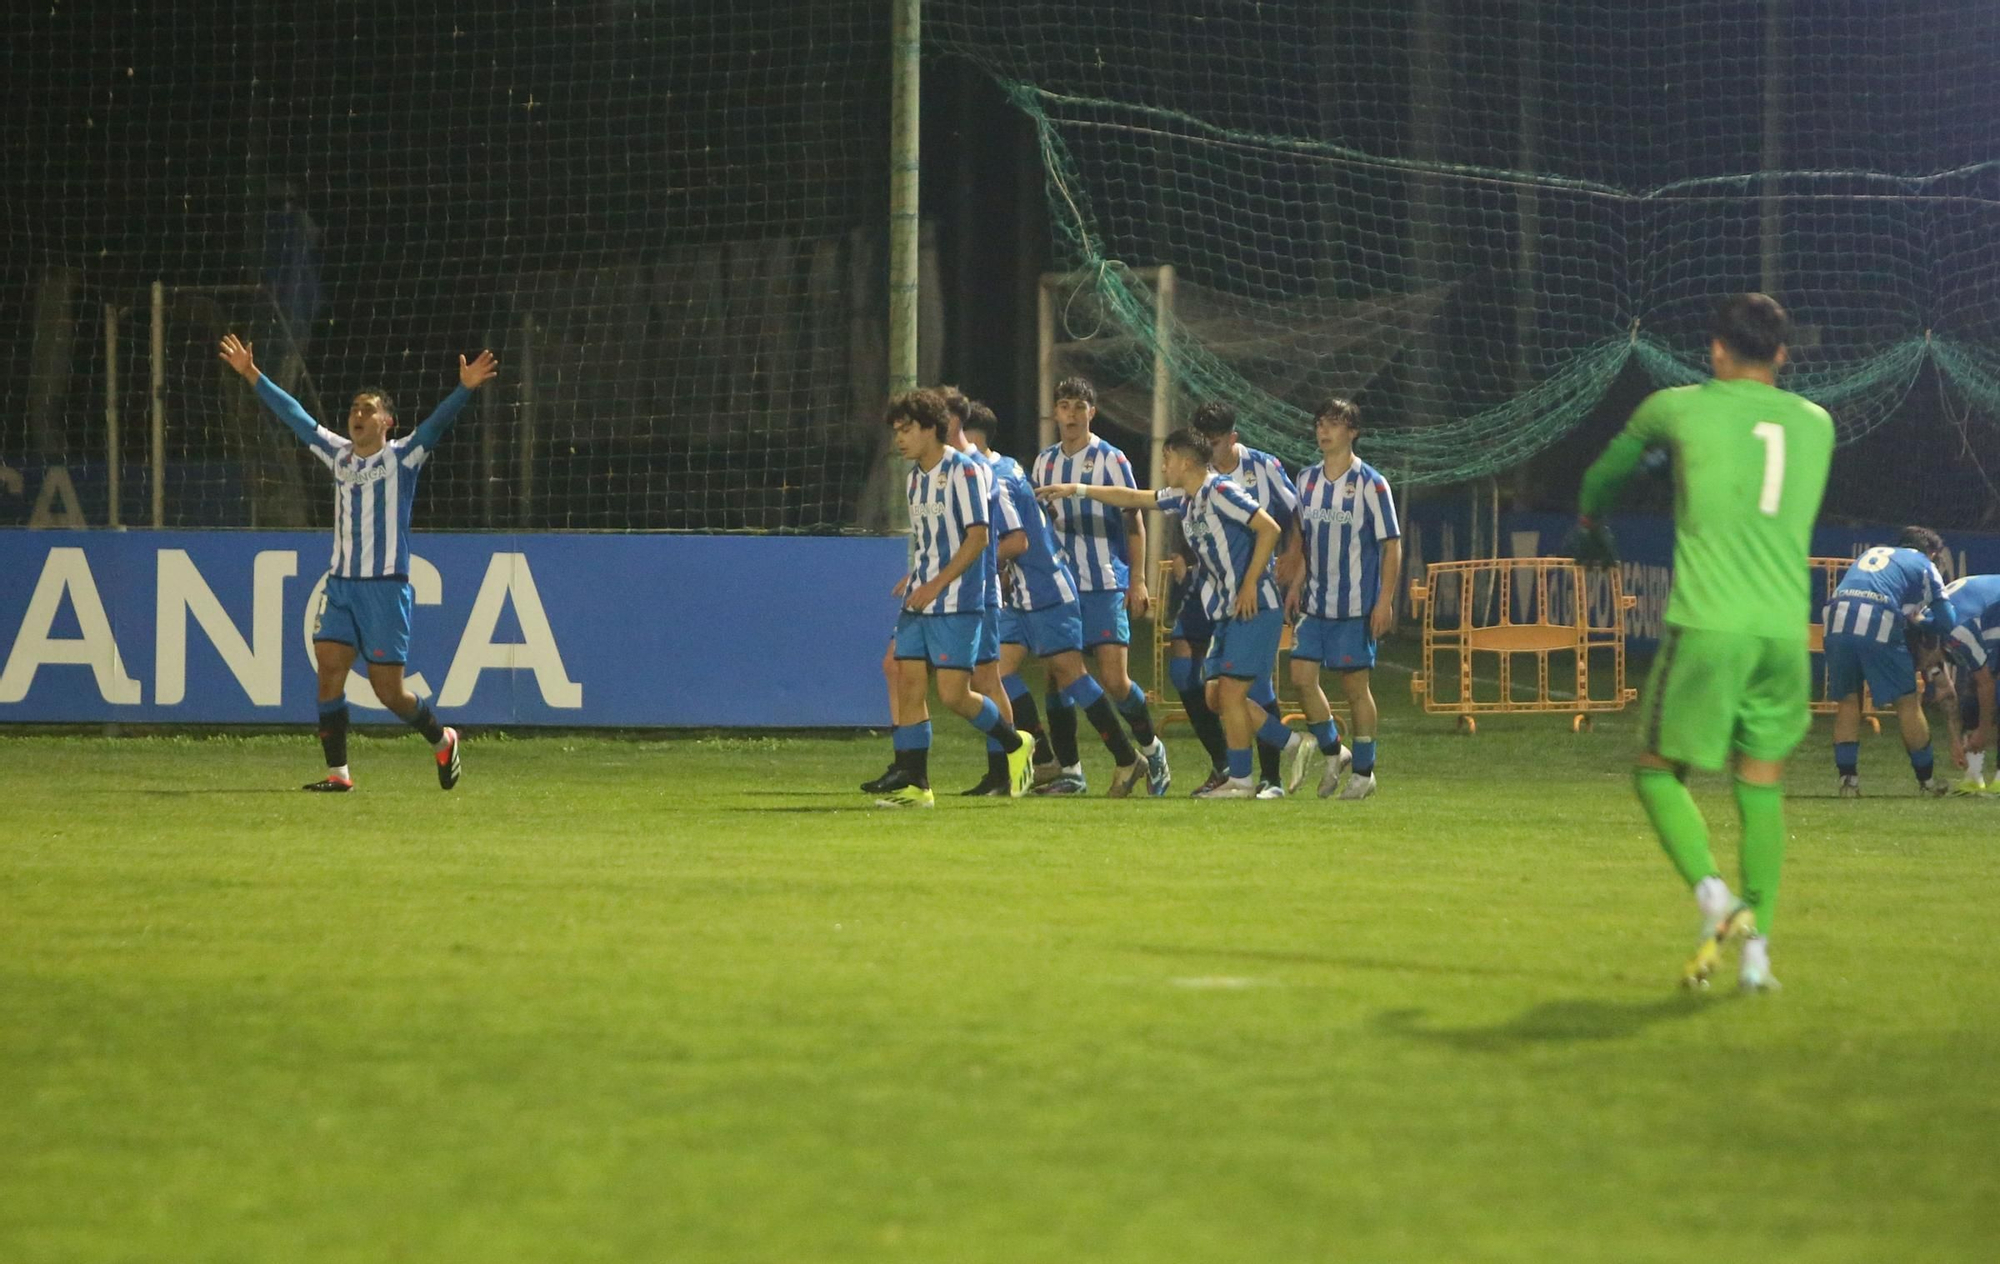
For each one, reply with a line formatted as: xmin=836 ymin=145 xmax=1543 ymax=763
xmin=0 ymin=530 xmax=908 ymax=726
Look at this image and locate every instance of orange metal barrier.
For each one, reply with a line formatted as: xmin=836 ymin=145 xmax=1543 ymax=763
xmin=1406 ymin=558 xmax=1636 ymax=733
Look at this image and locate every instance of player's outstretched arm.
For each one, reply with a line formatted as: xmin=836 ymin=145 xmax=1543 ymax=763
xmin=1035 ymin=482 xmax=1154 ymax=510
xmin=220 ymin=333 xmax=339 ymax=451
xmin=405 ymin=350 xmax=500 ymax=452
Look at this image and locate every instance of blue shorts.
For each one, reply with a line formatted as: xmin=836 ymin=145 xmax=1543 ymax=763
xmin=315 ymin=576 xmax=414 ymax=666
xmin=1078 ymin=590 xmax=1131 ymax=648
xmin=1825 ymin=631 xmax=1916 ymax=704
xmin=1170 ymin=581 xmax=1214 ymax=646
xmin=976 ymin=606 xmax=1000 ymax=666
xmin=1293 ymin=614 xmax=1377 ymax=671
xmin=894 ymin=610 xmax=983 ymax=670
xmin=1205 ymin=608 xmax=1284 ymax=681
xmin=1000 ymin=601 xmax=1085 ymax=659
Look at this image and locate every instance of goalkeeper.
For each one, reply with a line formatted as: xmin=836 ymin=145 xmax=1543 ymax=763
xmin=1572 ymin=294 xmax=1832 ymax=993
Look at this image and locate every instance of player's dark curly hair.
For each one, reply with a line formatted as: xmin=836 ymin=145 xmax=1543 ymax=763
xmin=352 ymin=387 xmax=397 ymax=424
xmin=1906 ymin=625 xmax=1942 ymax=659
xmin=1315 ymin=395 xmax=1360 ymax=429
xmin=1712 ymin=293 xmax=1790 ymax=363
xmin=1161 ymin=427 xmax=1210 ymax=464
xmin=1054 ymin=375 xmax=1096 ymax=407
xmin=1190 ymin=401 xmax=1236 ymax=437
xmin=1898 ymin=525 xmax=1946 ymax=560
xmin=885 ymin=388 xmax=950 ymax=439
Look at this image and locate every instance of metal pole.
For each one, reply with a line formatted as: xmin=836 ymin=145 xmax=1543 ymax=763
xmin=150 ymin=281 xmax=165 ymax=529
xmin=1147 ymin=265 xmax=1175 ymax=576
xmin=517 ymin=311 xmax=536 ymax=530
xmin=888 ymin=0 xmax=920 ymax=395
xmin=104 ymin=304 xmax=120 ymax=528
xmin=1036 ymin=276 xmax=1055 ymax=450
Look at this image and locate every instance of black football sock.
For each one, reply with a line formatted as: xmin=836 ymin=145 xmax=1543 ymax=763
xmin=316 ymin=698 xmax=350 ymax=770
xmin=1082 ymin=695 xmax=1139 ymax=766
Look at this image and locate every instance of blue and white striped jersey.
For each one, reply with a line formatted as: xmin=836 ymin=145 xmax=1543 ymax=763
xmin=1295 ymin=454 xmax=1400 ymax=619
xmin=1156 ymin=473 xmax=1280 ymax=621
xmin=1826 ymin=546 xmax=1953 ymax=639
xmin=1032 ymin=436 xmax=1139 ymax=593
xmin=990 ymin=453 xmax=1079 ymax=612
xmin=255 ymin=375 xmax=471 ymax=580
xmin=1942 ymin=574 xmax=2000 ymax=670
xmin=906 ymin=446 xmax=993 ymax=615
xmin=962 ymin=444 xmax=1005 ymax=614
xmin=1214 ymin=443 xmax=1299 ymax=529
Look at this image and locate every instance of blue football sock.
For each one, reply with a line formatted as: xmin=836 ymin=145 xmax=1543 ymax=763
xmin=1352 ymin=738 xmax=1377 ymax=776
xmin=1257 ymin=712 xmax=1292 ymax=748
xmin=1308 ymin=718 xmax=1341 ymax=756
xmin=1116 ymin=684 xmax=1157 ymax=746
xmin=1061 ymin=675 xmax=1106 ymax=709
xmin=1001 ymin=673 xmax=1031 ymax=704
xmin=970 ymin=696 xmax=1003 ymax=734
xmin=1834 ymin=741 xmax=1859 ymax=778
xmin=1911 ymin=743 xmax=1935 ymax=784
xmin=893 ymin=721 xmax=933 ymax=751
xmin=1226 ymin=748 xmax=1253 ymax=780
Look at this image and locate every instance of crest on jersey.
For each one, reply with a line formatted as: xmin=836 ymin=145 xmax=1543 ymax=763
xmin=1081 ymin=454 xmax=1097 ymax=475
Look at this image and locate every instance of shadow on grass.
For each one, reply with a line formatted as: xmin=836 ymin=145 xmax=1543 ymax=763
xmin=1376 ymin=993 xmax=1731 ymax=1050
xmin=91 ymin=788 xmax=299 ymax=796
xmin=1129 ymin=942 xmax=1546 ymax=982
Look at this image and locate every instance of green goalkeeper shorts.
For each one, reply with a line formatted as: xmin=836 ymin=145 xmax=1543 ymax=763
xmin=1639 ymin=624 xmax=1811 ymax=772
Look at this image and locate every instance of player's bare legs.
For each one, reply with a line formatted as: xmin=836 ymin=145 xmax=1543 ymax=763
xmin=1194 ymin=674 xmax=1257 ymax=798
xmin=1336 ymin=668 xmax=1380 ymax=799
xmin=305 ymin=640 xmax=359 ymax=790
xmin=364 ymin=661 xmax=461 ymax=790
xmin=1289 ymin=656 xmax=1350 ymax=798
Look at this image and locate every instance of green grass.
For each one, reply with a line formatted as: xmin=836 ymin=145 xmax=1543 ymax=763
xmin=5 ymin=677 xmax=1999 ymax=1262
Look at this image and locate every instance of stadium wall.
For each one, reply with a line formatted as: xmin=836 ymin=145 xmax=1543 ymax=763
xmin=0 ymin=531 xmax=907 ymax=727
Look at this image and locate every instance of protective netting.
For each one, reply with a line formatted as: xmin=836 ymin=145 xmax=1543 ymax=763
xmin=2 ymin=2 xmax=888 ymax=532
xmin=931 ymin=0 xmax=2000 ymax=511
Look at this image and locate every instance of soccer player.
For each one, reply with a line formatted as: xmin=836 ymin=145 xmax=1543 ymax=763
xmin=873 ymin=389 xmax=1036 ymax=808
xmin=1182 ymin=401 xmax=1305 ymax=798
xmin=1031 ymin=377 xmax=1168 ymax=789
xmin=1572 ymin=294 xmax=1832 ymax=993
xmin=1822 ymin=527 xmax=1956 ymax=797
xmin=940 ymin=387 xmax=1019 ymax=796
xmin=1040 ymin=427 xmax=1284 ymax=799
xmin=1284 ymin=396 xmax=1402 ymax=800
xmin=965 ymin=408 xmax=1168 ymax=797
xmin=1937 ymin=573 xmax=2000 ymax=792
xmin=218 ymin=332 xmax=496 ymax=792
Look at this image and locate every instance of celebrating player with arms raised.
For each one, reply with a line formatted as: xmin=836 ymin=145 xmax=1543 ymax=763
xmin=220 ymin=332 xmax=497 ymax=792
xmin=1573 ymin=294 xmax=1833 ymax=992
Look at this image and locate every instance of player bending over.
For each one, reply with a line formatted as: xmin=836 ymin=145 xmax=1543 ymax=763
xmin=1031 ymin=377 xmax=1168 ymax=790
xmin=1937 ymin=574 xmax=2000 ymax=793
xmin=1041 ymin=427 xmax=1283 ymax=799
xmin=1572 ymin=294 xmax=1832 ymax=993
xmin=1822 ymin=527 xmax=1955 ymax=797
xmin=219 ymin=333 xmax=497 ymax=792
xmin=872 ymin=389 xmax=1036 ymax=808
xmin=1185 ymin=401 xmax=1306 ymax=799
xmin=1283 ymin=396 xmax=1401 ymax=801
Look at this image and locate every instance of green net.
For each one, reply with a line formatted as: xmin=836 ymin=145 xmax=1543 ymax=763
xmin=934 ymin=0 xmax=2000 ymax=510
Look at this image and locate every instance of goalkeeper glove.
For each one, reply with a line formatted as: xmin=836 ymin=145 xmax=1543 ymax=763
xmin=1563 ymin=517 xmax=1619 ymax=569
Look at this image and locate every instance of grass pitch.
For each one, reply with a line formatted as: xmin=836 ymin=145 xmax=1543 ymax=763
xmin=4 ymin=670 xmax=1999 ymax=1262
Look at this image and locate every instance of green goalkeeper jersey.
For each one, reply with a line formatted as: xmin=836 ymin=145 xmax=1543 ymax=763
xmin=1580 ymin=378 xmax=1832 ymax=641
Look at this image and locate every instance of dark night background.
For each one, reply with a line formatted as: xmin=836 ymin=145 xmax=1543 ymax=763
xmin=4 ymin=1 xmax=1998 ymax=532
